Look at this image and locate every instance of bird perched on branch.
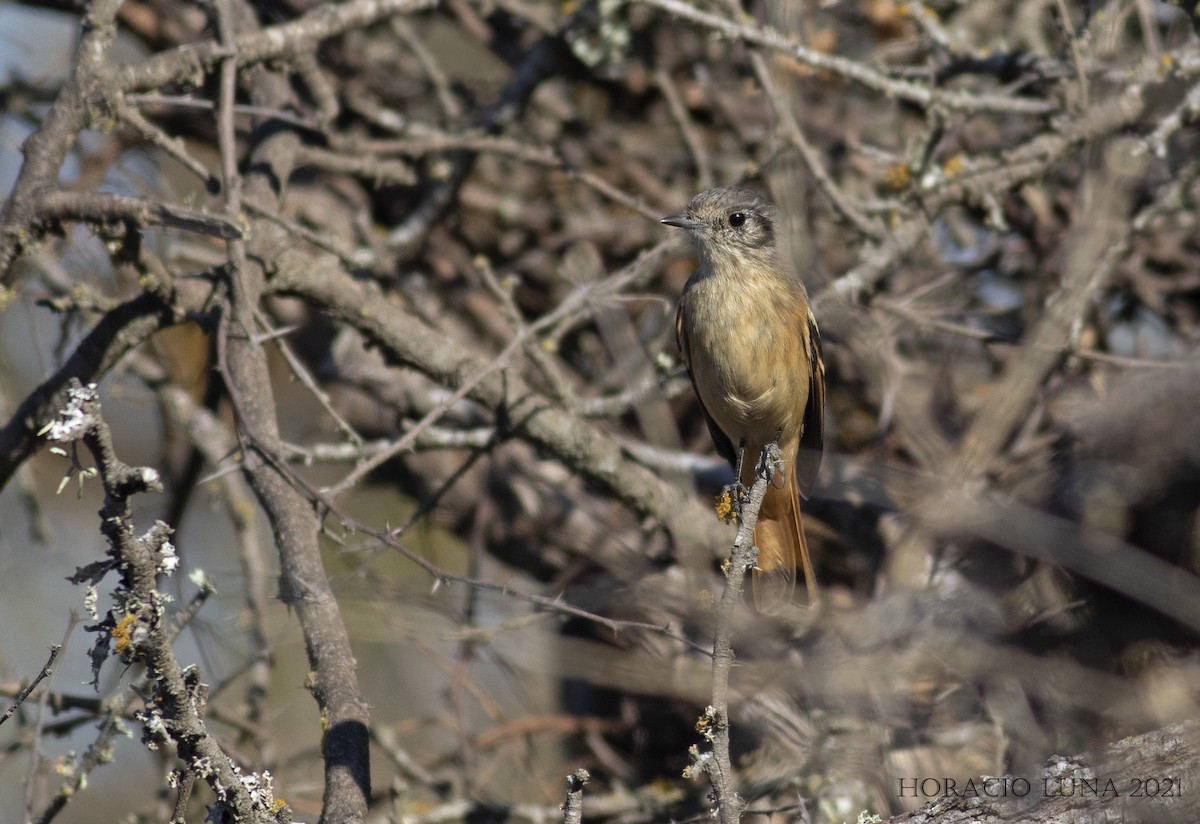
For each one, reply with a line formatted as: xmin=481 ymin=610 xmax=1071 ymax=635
xmin=664 ymin=187 xmax=825 ymax=610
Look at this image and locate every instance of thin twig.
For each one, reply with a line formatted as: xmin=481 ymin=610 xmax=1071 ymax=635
xmin=324 ymin=242 xmax=673 ymax=498
xmin=1054 ymin=0 xmax=1091 ymax=110
xmin=117 ymin=100 xmax=219 ymax=190
xmin=21 ymin=618 xmax=75 ymax=820
xmin=691 ymin=448 xmax=777 ymax=824
xmin=639 ymin=0 xmax=1059 ymax=115
xmin=654 ymin=66 xmax=713 ymax=191
xmin=350 ymin=128 xmax=665 ymax=221
xmin=255 ymin=307 xmax=365 ymax=446
xmin=747 ymin=50 xmax=884 ymax=239
xmin=0 ymin=645 xmax=62 ymax=728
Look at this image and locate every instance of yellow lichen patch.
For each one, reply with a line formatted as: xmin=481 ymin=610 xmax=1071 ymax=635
xmin=884 ymin=163 xmax=912 ymax=191
xmin=112 ymin=613 xmax=137 ymax=655
xmin=714 ymin=489 xmax=737 ymax=522
xmin=943 ymin=154 xmax=966 ymax=178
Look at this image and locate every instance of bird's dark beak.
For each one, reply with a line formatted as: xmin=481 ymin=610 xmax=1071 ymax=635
xmin=661 ymin=214 xmax=706 ymax=231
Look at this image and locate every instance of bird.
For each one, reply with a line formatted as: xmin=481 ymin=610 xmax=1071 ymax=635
xmin=663 ymin=186 xmax=825 ymax=610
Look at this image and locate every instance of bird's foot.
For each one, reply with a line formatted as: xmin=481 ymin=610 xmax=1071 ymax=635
xmin=758 ymin=440 xmax=786 ymax=488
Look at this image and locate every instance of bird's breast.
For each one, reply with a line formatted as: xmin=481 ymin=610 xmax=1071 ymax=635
xmin=679 ymin=270 xmax=810 ymax=444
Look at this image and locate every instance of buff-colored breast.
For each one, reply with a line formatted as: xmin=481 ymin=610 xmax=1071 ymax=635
xmin=679 ymin=269 xmax=811 ymax=447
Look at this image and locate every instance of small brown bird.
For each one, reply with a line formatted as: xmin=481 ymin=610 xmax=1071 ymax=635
xmin=663 ymin=187 xmax=825 ymax=610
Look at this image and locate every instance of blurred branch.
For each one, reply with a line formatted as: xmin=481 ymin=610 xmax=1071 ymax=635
xmin=271 ymin=243 xmax=721 ymax=554
xmin=0 ymin=645 xmax=61 ymax=728
xmin=640 ymin=0 xmax=1059 ymax=115
xmin=889 ymin=720 xmax=1200 ymax=824
xmin=0 ymin=280 xmax=211 ymax=492
xmin=747 ymin=50 xmax=885 ymax=239
xmin=114 ymin=0 xmax=439 ymax=93
xmin=386 ymin=33 xmax=573 ymax=254
xmin=36 ymin=191 xmax=243 ymax=239
xmin=960 ymin=140 xmax=1144 ymax=470
xmin=0 ymin=0 xmax=123 ymax=277
xmin=924 ymin=488 xmax=1200 ymax=634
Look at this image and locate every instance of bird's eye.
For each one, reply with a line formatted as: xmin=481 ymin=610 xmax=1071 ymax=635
xmin=729 ymin=211 xmax=747 ymax=228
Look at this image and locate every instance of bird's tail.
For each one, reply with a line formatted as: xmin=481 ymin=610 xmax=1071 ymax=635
xmin=752 ymin=462 xmax=818 ymax=612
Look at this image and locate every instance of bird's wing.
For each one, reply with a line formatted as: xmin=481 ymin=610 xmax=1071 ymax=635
xmin=677 ymin=301 xmax=737 ymax=468
xmin=796 ymin=307 xmax=825 ymax=498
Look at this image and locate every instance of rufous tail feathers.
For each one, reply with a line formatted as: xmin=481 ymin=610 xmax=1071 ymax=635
xmin=751 ymin=462 xmax=818 ymax=612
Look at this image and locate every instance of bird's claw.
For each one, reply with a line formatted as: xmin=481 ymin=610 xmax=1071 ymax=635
xmin=758 ymin=441 xmax=786 ymax=488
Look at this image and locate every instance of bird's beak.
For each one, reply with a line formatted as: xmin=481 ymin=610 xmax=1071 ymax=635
xmin=660 ymin=214 xmax=706 ymax=231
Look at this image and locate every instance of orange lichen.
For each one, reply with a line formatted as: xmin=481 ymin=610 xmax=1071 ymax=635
xmin=885 ymin=163 xmax=912 ymax=190
xmin=112 ymin=613 xmax=137 ymax=655
xmin=714 ymin=489 xmax=736 ymax=521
